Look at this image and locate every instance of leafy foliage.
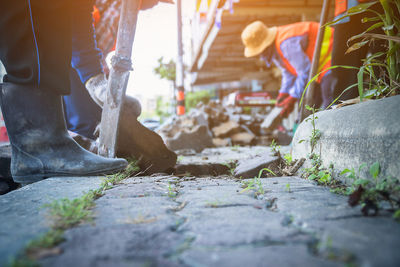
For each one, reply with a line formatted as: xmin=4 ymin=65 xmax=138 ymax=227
xmin=328 ymin=0 xmax=400 ymax=100
xmin=185 ymin=90 xmax=215 ymax=112
xmin=153 ymin=56 xmax=176 ymax=82
xmin=342 ymin=162 xmax=400 ymax=217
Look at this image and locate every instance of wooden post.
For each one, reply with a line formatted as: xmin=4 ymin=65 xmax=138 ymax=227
xmin=98 ymin=0 xmax=140 ymax=157
xmin=299 ymin=0 xmax=331 ymax=122
xmin=176 ymin=0 xmax=185 ymax=115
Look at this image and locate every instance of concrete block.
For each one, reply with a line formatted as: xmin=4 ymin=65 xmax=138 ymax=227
xmin=292 ymin=96 xmax=400 ymax=183
xmin=166 ymin=125 xmax=214 ymax=153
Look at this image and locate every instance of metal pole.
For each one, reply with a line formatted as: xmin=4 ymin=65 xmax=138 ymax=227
xmin=299 ymin=0 xmax=331 ymax=122
xmin=176 ymin=0 xmax=185 ymax=115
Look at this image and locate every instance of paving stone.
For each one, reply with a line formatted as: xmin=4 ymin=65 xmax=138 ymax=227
xmin=177 ymin=146 xmax=271 ymax=166
xmin=0 ymin=177 xmax=103 ymax=266
xmin=292 ymin=95 xmax=400 ymax=183
xmin=234 ymin=151 xmax=280 ymax=178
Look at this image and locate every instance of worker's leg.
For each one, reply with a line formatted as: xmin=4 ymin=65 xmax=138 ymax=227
xmin=0 ymin=0 xmax=127 ymax=184
xmin=331 ymin=12 xmax=368 ymax=101
xmin=63 ymin=68 xmax=102 ymax=139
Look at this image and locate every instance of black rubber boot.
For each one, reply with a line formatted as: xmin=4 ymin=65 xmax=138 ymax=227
xmin=0 ymin=83 xmax=128 ymax=184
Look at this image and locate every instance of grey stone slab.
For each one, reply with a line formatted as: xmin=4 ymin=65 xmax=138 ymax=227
xmin=177 ymin=146 xmax=272 ymax=166
xmin=234 ymin=151 xmax=280 ymax=178
xmin=180 ymin=245 xmax=339 ymax=267
xmin=0 ymin=176 xmax=103 ymax=266
xmin=292 ymin=96 xmax=400 ymax=183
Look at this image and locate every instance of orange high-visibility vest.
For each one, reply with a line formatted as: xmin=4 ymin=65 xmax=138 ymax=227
xmin=275 ymin=22 xmax=334 ymax=82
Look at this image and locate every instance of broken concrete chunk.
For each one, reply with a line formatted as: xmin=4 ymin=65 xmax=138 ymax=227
xmin=234 ymin=152 xmax=279 ymax=178
xmin=231 ymin=132 xmax=255 ymax=146
xmin=213 ymin=138 xmax=231 ymax=147
xmin=212 ymin=120 xmax=241 ymax=138
xmin=166 ymin=125 xmax=214 ymax=153
xmin=261 ymin=106 xmax=283 ymax=132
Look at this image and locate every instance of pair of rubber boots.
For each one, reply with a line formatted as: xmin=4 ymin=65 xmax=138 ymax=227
xmin=0 ymin=82 xmax=128 ymax=184
xmin=85 ymin=74 xmax=177 ymax=174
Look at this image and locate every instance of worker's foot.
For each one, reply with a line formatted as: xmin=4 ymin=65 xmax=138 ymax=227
xmin=85 ymin=73 xmax=141 ymax=118
xmin=0 ymin=83 xmax=128 ymax=184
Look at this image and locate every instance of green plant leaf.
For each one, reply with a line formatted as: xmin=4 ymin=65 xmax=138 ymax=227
xmin=369 ymin=162 xmax=380 ymax=180
xmin=394 ymin=209 xmax=400 ymax=221
xmin=357 ymin=66 xmax=365 ymax=100
xmin=354 ymin=179 xmax=370 ymax=186
xmin=259 ymin=168 xmax=276 ymax=177
xmin=299 ymin=65 xmax=359 ymax=109
xmin=347 ymin=2 xmax=378 ymax=14
xmin=308 ymin=174 xmax=317 ymax=180
xmin=346 ymin=39 xmax=369 ymax=54
xmin=347 ymin=22 xmax=384 ymax=43
xmin=359 ymin=163 xmax=367 ymax=172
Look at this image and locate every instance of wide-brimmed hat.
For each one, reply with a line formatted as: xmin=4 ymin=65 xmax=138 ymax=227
xmin=241 ymin=21 xmax=277 ymax=58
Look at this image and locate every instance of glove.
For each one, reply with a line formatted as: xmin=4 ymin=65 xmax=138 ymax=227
xmin=140 ymin=0 xmax=174 ymax=10
xmin=277 ymin=95 xmax=297 ymax=118
xmin=276 ymin=92 xmax=289 ymax=106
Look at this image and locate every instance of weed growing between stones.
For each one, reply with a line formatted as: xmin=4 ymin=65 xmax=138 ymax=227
xmin=297 ymin=106 xmax=347 ymax=192
xmin=240 ymin=168 xmax=275 ymax=198
xmin=10 ymin=160 xmax=140 ymax=265
xmin=223 ymin=160 xmax=238 ymax=176
xmin=299 ymin=105 xmax=320 ymax=153
xmin=167 ymin=182 xmax=178 ymax=198
xmin=285 ymin=183 xmax=291 ymax=193
xmin=342 ymin=162 xmax=400 ymax=217
xmin=270 ymin=139 xmax=281 ymax=157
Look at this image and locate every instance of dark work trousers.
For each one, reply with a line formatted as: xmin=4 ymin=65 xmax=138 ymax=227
xmin=0 ymin=1 xmax=72 ymax=94
xmin=63 ymin=68 xmax=101 ymax=139
xmin=63 ymin=0 xmax=103 ymax=139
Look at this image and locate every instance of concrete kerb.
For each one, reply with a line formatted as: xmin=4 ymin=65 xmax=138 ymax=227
xmin=292 ymin=95 xmax=400 ymax=184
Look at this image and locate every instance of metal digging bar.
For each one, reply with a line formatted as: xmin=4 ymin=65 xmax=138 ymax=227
xmin=98 ymin=0 xmax=140 ymax=158
xmin=299 ymin=0 xmax=331 ymax=122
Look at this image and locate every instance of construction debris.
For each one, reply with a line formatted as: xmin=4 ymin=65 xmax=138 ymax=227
xmin=158 ymin=101 xmax=292 ymax=152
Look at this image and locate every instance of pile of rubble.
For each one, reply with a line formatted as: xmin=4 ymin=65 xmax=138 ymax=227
xmin=157 ymin=101 xmax=291 ymax=153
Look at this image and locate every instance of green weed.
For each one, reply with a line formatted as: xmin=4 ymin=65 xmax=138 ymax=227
xmin=240 ymin=168 xmax=275 ymax=197
xmin=285 ymin=183 xmax=291 ymax=193
xmin=167 ymin=182 xmax=178 ymax=198
xmin=284 ymin=153 xmax=293 ymax=165
xmin=394 ymin=209 xmax=400 ymax=221
xmin=270 ymin=139 xmax=281 ymax=156
xmin=299 ymin=105 xmax=320 ymax=153
xmin=12 ymin=160 xmax=140 ymax=264
xmin=342 ymin=162 xmax=400 ymax=216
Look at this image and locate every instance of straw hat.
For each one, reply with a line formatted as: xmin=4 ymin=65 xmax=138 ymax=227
xmin=241 ymin=21 xmax=277 ymax=58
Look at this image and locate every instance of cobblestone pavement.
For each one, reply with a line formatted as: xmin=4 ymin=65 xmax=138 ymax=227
xmin=1 ymin=147 xmax=399 ymax=267
xmin=40 ymin=175 xmax=400 ymax=267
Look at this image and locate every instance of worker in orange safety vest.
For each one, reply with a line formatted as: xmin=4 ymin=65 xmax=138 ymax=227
xmin=241 ymin=21 xmax=334 ymax=118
